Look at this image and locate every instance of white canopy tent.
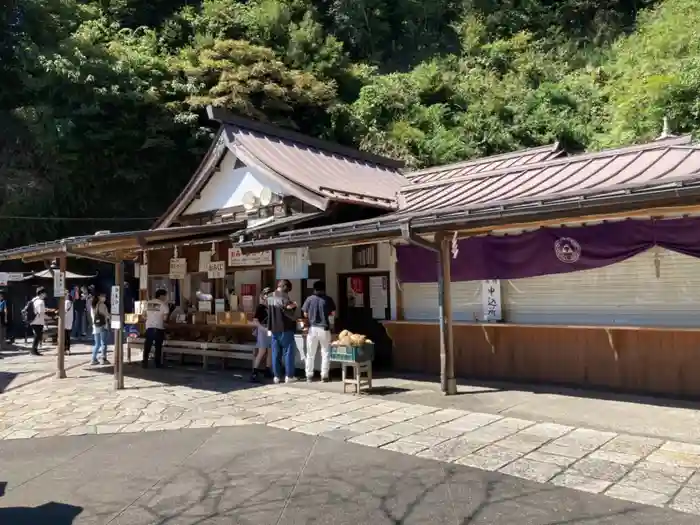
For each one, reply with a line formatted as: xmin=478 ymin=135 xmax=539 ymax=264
xmin=25 ymin=270 xmax=96 ymax=280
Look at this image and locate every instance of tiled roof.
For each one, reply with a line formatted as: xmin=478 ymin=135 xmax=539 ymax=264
xmin=156 ymin=110 xmax=409 ymax=229
xmin=399 ymin=137 xmax=699 ymax=213
xmin=405 ymin=143 xmax=564 ymax=184
xmin=228 ymin=125 xmax=407 ymax=209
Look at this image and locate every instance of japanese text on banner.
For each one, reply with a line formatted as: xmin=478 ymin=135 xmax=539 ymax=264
xmin=481 ymin=279 xmax=502 ymax=321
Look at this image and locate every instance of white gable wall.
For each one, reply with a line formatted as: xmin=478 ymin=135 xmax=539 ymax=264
xmin=183 ymin=151 xmax=290 ymax=215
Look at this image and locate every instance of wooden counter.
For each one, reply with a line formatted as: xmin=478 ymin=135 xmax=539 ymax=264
xmin=381 ymin=320 xmax=700 ymax=398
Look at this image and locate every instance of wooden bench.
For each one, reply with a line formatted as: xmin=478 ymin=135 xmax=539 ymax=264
xmin=126 ymin=338 xmax=256 ymax=370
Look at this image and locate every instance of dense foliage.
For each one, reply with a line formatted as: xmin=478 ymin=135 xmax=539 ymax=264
xmin=0 ymin=0 xmax=695 ymax=247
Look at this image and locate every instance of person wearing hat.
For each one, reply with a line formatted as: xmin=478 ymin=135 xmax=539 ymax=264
xmin=250 ymin=286 xmax=272 ymax=382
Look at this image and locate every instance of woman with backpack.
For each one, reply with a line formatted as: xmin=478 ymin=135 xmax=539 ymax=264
xmin=90 ymin=291 xmax=110 ymax=365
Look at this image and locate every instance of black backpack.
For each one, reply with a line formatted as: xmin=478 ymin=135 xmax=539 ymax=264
xmin=21 ymin=299 xmax=36 ymax=324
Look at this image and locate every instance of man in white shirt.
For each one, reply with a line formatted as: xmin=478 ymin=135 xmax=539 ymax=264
xmin=28 ymin=286 xmax=48 ymax=356
xmin=142 ymin=288 xmax=169 ymax=368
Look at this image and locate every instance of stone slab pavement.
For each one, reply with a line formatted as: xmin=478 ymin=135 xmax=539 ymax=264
xmin=1 ymin=424 xmax=698 ymax=524
xmin=0 ymin=344 xmax=93 ymax=393
xmin=1 ymin=354 xmax=700 ymax=517
xmin=290 ymin=374 xmax=700 ymax=445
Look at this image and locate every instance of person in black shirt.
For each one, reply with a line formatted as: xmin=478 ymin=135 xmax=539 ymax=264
xmin=250 ymin=287 xmax=272 ymax=382
xmin=266 ymin=279 xmax=298 ymax=383
xmin=301 ymin=281 xmax=336 ymax=382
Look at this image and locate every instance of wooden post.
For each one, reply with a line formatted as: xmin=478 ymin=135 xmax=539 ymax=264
xmin=114 ymin=260 xmax=125 ymax=390
xmin=56 ymin=255 xmax=67 ymax=379
xmin=437 ymin=234 xmax=457 ymax=395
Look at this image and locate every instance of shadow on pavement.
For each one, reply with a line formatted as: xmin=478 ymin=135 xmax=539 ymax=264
xmin=90 ymin=361 xmax=266 ymax=395
xmin=0 ymin=502 xmax=83 ymax=524
xmin=0 ymin=482 xmax=82 ymax=524
xmin=0 ymin=372 xmax=18 ymax=393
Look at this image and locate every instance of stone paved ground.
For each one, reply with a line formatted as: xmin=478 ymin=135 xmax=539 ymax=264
xmin=0 ymin=357 xmax=699 ymax=517
xmin=3 ymin=425 xmax=696 ymax=524
xmin=0 ymin=344 xmax=92 ymax=393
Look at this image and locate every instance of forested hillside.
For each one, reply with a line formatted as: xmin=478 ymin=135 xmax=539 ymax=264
xmin=0 ymin=0 xmax=697 ymax=248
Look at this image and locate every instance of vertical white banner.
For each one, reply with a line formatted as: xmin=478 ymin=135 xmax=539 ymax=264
xmin=481 ymin=279 xmax=502 ymax=322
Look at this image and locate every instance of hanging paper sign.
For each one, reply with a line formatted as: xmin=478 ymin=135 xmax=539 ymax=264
xmin=481 ymin=280 xmax=503 ymax=321
xmin=139 ymin=264 xmax=148 ymax=291
xmin=169 ymin=258 xmax=187 ymax=279
xmin=0 ymin=273 xmax=8 ymax=286
xmin=199 ymin=251 xmax=212 ymax=272
xmin=275 ymin=247 xmax=309 ymax=279
xmin=198 ymin=300 xmax=212 ymax=313
xmin=228 ymin=248 xmax=272 ymax=267
xmin=53 ymin=271 xmax=65 ymax=297
xmin=110 ymin=285 xmax=121 ymax=315
xmin=207 ymin=260 xmax=226 ymax=279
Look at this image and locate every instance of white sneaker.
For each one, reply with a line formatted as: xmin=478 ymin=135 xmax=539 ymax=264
xmin=273 ymin=377 xmax=281 ymax=384
xmin=285 ymin=376 xmax=297 ymax=384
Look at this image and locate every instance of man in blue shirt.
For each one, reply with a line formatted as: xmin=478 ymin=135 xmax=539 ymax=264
xmin=301 ymin=280 xmax=336 ymax=382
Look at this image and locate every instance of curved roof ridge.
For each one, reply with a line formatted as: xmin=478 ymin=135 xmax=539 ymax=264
xmin=405 ymin=142 xmax=562 ymax=179
xmin=404 ymin=141 xmax=699 ymax=193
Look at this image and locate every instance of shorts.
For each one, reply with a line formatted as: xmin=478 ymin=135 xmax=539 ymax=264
xmin=255 ymin=328 xmax=271 ymax=349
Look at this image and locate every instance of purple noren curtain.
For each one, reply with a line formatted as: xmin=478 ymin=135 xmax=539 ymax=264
xmin=397 ymin=217 xmax=700 ymax=283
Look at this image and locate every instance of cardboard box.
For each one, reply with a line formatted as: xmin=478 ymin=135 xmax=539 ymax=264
xmin=125 ymin=313 xmax=141 ymax=324
xmin=192 ymin=312 xmax=207 ymax=325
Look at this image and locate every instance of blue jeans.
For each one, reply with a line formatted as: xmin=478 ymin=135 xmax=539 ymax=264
xmin=92 ymin=329 xmax=108 ymax=361
xmin=271 ymin=331 xmax=296 ymax=379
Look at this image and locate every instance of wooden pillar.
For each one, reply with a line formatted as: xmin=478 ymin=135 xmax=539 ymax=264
xmin=437 ymin=234 xmax=457 ymax=395
xmin=392 ymin=245 xmax=404 ymax=320
xmin=56 ymin=255 xmax=67 ymax=379
xmin=114 ymin=260 xmax=125 ymax=390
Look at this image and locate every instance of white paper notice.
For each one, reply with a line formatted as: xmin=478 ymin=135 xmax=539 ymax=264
xmin=369 ymin=276 xmax=388 ymax=319
xmin=53 ymin=271 xmax=65 ymax=297
xmin=275 ymin=248 xmax=309 ymax=279
xmin=198 ymin=251 xmax=211 ymax=272
xmin=169 ymin=258 xmax=187 ymax=279
xmin=207 ymin=260 xmax=225 ymax=279
xmin=139 ymin=264 xmax=148 ymax=291
xmin=110 ymin=285 xmax=120 ymax=315
xmin=228 ymin=248 xmax=273 ymax=267
xmin=481 ymin=280 xmax=503 ymax=321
